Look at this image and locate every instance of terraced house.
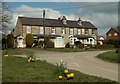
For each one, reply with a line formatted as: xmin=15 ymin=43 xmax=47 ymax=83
xmin=14 ymin=16 xmax=97 ymax=48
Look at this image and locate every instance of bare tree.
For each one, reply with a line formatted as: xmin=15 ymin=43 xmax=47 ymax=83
xmin=0 ymin=1 xmax=12 ymax=33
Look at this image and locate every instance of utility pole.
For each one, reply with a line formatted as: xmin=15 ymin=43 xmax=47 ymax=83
xmin=43 ymin=9 xmax=46 ymax=49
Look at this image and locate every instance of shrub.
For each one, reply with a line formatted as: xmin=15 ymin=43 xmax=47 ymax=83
xmin=46 ymin=40 xmax=54 ymax=48
xmin=26 ymin=34 xmax=34 ymax=48
xmin=45 ymin=36 xmax=54 ymax=48
xmin=74 ymin=41 xmax=81 ymax=48
xmin=65 ymin=42 xmax=70 ymax=48
xmin=7 ymin=34 xmax=14 ymax=48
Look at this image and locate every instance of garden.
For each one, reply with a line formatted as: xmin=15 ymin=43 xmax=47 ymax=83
xmin=2 ymin=50 xmax=119 ymax=83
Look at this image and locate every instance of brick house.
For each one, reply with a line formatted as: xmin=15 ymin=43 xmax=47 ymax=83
xmin=14 ymin=16 xmax=97 ymax=48
xmin=106 ymin=27 xmax=120 ymax=41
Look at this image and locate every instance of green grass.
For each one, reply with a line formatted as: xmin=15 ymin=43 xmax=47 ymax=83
xmin=2 ymin=49 xmax=34 ymax=55
xmin=2 ymin=56 xmax=118 ymax=83
xmin=97 ymin=50 xmax=119 ymax=63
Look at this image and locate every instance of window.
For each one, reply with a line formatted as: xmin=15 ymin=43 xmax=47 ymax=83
xmin=114 ymin=33 xmax=118 ymax=36
xmin=51 ymin=27 xmax=55 ymax=34
xmin=32 ymin=27 xmax=39 ymax=34
xmin=77 ymin=29 xmax=81 ymax=35
xmin=26 ymin=26 xmax=31 ymax=33
xmin=70 ymin=28 xmax=73 ymax=35
xmin=108 ymin=33 xmax=111 ymax=36
xmin=61 ymin=27 xmax=65 ymax=34
xmin=92 ymin=29 xmax=96 ymax=35
xmin=85 ymin=29 xmax=88 ymax=35
xmin=40 ymin=27 xmax=44 ymax=34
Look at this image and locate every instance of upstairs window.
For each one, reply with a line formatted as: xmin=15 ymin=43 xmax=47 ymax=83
xmin=40 ymin=27 xmax=44 ymax=34
xmin=77 ymin=29 xmax=81 ymax=35
xmin=51 ymin=27 xmax=56 ymax=34
xmin=114 ymin=33 xmax=118 ymax=36
xmin=85 ymin=29 xmax=88 ymax=35
xmin=92 ymin=29 xmax=96 ymax=35
xmin=61 ymin=27 xmax=65 ymax=34
xmin=108 ymin=33 xmax=111 ymax=36
xmin=26 ymin=26 xmax=31 ymax=33
xmin=70 ymin=28 xmax=73 ymax=35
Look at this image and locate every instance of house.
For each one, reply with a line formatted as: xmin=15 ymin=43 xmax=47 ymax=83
xmin=97 ymin=36 xmax=105 ymax=45
xmin=106 ymin=27 xmax=120 ymax=41
xmin=14 ymin=16 xmax=97 ymax=48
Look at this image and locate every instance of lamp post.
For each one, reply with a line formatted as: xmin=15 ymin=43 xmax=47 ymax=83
xmin=43 ymin=9 xmax=46 ymax=49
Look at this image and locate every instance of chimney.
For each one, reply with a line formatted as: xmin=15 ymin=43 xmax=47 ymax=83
xmin=62 ymin=16 xmax=67 ymax=24
xmin=78 ymin=18 xmax=82 ymax=25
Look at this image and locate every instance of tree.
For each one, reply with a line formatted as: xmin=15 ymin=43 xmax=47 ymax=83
xmin=26 ymin=34 xmax=34 ymax=48
xmin=1 ymin=2 xmax=12 ymax=32
xmin=7 ymin=34 xmax=14 ymax=48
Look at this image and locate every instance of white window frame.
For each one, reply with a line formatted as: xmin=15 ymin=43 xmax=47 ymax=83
xmin=108 ymin=33 xmax=111 ymax=36
xmin=70 ymin=28 xmax=73 ymax=35
xmin=26 ymin=26 xmax=31 ymax=33
xmin=51 ymin=27 xmax=56 ymax=34
xmin=40 ymin=27 xmax=44 ymax=34
xmin=85 ymin=29 xmax=88 ymax=35
xmin=114 ymin=33 xmax=118 ymax=36
xmin=77 ymin=29 xmax=81 ymax=35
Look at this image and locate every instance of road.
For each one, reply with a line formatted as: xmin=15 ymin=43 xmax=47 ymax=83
xmin=33 ymin=50 xmax=119 ymax=82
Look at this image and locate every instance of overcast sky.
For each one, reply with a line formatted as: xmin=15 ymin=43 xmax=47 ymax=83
xmin=2 ymin=1 xmax=119 ymax=35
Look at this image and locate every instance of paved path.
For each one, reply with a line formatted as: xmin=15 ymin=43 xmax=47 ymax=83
xmin=15 ymin=50 xmax=119 ymax=82
xmin=34 ymin=50 xmax=119 ymax=82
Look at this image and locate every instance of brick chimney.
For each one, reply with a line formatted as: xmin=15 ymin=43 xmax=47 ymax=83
xmin=62 ymin=16 xmax=67 ymax=24
xmin=78 ymin=18 xmax=82 ymax=25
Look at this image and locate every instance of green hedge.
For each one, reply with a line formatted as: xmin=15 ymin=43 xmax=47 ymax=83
xmin=7 ymin=34 xmax=14 ymax=48
xmin=26 ymin=34 xmax=34 ymax=48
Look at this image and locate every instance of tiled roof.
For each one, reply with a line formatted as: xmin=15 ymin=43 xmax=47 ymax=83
xmin=113 ymin=27 xmax=120 ymax=33
xmin=19 ymin=17 xmax=97 ymax=29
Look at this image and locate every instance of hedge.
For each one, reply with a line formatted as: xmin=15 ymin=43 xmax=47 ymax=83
xmin=26 ymin=34 xmax=34 ymax=48
xmin=7 ymin=34 xmax=14 ymax=48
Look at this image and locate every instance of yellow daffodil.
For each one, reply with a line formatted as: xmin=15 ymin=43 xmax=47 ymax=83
xmin=4 ymin=54 xmax=9 ymax=57
xmin=64 ymin=69 xmax=68 ymax=74
xmin=70 ymin=73 xmax=74 ymax=78
xmin=32 ymin=58 xmax=34 ymax=61
xmin=67 ymin=74 xmax=70 ymax=78
xmin=28 ymin=59 xmax=31 ymax=62
xmin=58 ymin=75 xmax=63 ymax=80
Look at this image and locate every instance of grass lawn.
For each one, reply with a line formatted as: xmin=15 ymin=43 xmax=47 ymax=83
xmin=2 ymin=49 xmax=34 ymax=55
xmin=97 ymin=50 xmax=119 ymax=63
xmin=2 ymin=56 xmax=118 ymax=83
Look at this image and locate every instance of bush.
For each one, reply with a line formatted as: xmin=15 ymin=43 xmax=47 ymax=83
xmin=26 ymin=34 xmax=34 ymax=48
xmin=65 ymin=42 xmax=70 ymax=48
xmin=74 ymin=41 xmax=81 ymax=48
xmin=45 ymin=36 xmax=54 ymax=48
xmin=46 ymin=40 xmax=54 ymax=48
xmin=7 ymin=34 xmax=14 ymax=48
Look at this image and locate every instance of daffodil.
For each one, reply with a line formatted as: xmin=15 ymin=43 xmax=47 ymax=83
xmin=64 ymin=69 xmax=68 ymax=74
xmin=58 ymin=75 xmax=63 ymax=80
xmin=67 ymin=74 xmax=70 ymax=78
xmin=70 ymin=73 xmax=74 ymax=78
xmin=4 ymin=54 xmax=9 ymax=57
xmin=28 ymin=59 xmax=31 ymax=62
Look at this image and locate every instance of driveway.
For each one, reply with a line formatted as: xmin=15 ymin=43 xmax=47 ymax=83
xmin=33 ymin=50 xmax=119 ymax=82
